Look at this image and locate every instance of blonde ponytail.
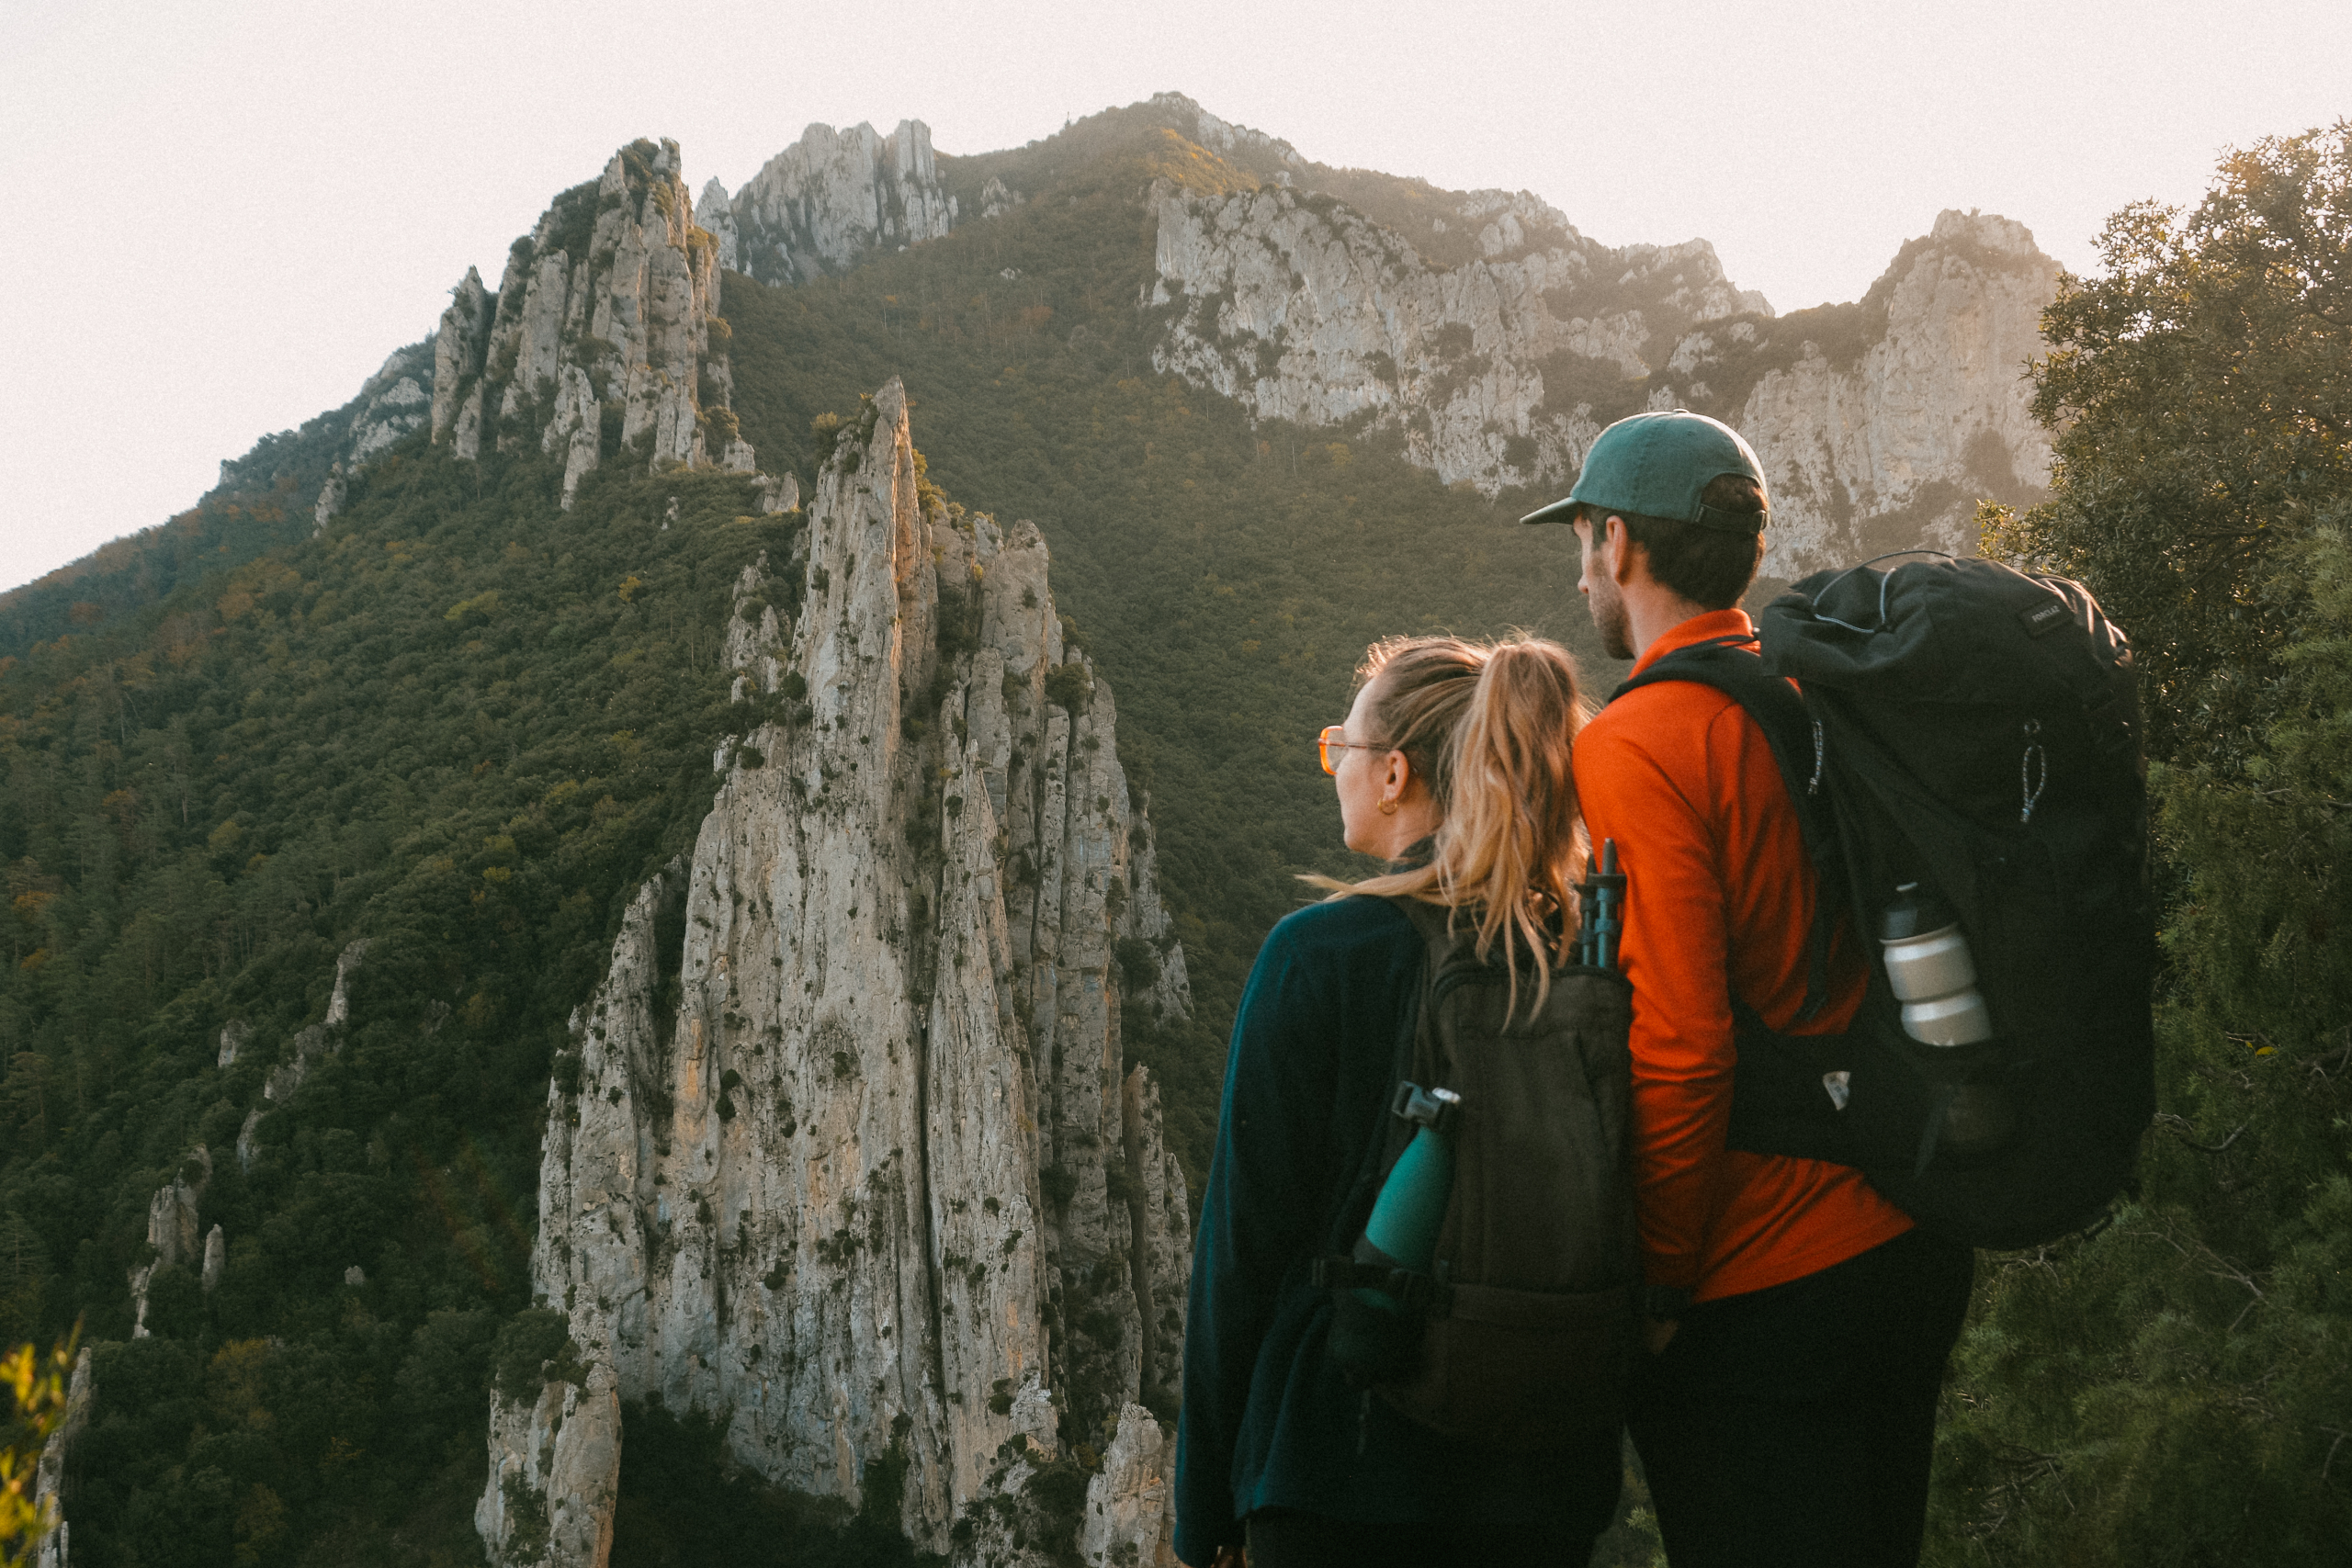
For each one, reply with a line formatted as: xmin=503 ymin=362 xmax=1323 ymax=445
xmin=1306 ymin=633 xmax=1590 ymax=1016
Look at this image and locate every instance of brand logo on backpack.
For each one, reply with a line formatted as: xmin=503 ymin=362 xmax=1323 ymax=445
xmin=2018 ymin=597 xmax=2071 ymax=637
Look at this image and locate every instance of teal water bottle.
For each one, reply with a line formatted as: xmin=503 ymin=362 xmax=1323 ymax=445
xmin=1351 ymin=1084 xmax=1461 ymax=1308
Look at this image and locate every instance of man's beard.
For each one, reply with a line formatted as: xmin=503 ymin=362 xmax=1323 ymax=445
xmin=1589 ymin=572 xmax=1634 ymax=660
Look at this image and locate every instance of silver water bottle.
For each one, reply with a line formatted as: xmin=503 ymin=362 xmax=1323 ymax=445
xmin=1879 ymin=884 xmax=1992 ymax=1044
xmin=1880 ymin=883 xmax=2012 ymax=1156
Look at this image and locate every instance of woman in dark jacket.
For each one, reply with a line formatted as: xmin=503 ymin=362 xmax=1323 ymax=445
xmin=1173 ymin=634 xmax=1622 ymax=1567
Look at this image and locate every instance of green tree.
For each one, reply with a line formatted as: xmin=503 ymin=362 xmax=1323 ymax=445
xmin=1939 ymin=126 xmax=2352 ymax=1565
xmin=1984 ymin=121 xmax=2352 ymax=764
xmin=0 ymin=1337 xmax=75 ymax=1566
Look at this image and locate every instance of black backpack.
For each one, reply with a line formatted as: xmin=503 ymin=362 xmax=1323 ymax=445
xmin=1314 ymin=897 xmax=1639 ymax=1447
xmin=1617 ymin=554 xmax=2155 ymax=1249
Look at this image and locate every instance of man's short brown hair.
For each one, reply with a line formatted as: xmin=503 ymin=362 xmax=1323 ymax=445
xmin=1583 ymin=474 xmax=1766 ymax=609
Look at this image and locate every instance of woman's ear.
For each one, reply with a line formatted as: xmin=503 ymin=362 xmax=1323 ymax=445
xmin=1382 ymin=749 xmax=1413 ymax=807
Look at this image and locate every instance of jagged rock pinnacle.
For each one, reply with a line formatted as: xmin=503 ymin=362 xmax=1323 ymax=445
xmin=477 ymin=381 xmax=1192 ymax=1566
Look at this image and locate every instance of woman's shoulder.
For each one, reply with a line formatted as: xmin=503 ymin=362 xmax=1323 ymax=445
xmin=1263 ymin=893 xmax=1419 ymax=961
xmin=1239 ymin=895 xmax=1425 ymax=1031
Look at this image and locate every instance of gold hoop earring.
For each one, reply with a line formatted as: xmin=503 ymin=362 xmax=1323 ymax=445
xmin=1377 ymin=799 xmax=1399 ymax=817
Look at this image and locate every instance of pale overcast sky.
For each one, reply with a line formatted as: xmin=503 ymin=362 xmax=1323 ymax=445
xmin=4 ymin=0 xmax=2346 ymax=592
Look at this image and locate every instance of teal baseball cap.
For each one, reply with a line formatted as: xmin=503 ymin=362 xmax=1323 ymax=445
xmin=1520 ymin=409 xmax=1770 ymax=531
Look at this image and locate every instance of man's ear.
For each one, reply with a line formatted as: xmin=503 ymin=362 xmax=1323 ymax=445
xmin=1602 ymin=514 xmax=1641 ymax=587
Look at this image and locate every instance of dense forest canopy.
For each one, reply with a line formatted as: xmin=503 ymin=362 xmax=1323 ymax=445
xmin=2 ymin=446 xmax=804 ymax=1562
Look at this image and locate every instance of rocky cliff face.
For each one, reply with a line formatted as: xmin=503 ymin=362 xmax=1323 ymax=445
xmin=32 ymin=1347 xmax=92 ymax=1568
xmin=1695 ymin=210 xmax=2062 ymax=578
xmin=285 ymin=138 xmax=772 ymax=525
xmin=1146 ymin=158 xmax=2056 ymax=574
xmin=477 ymin=380 xmax=1190 ymax=1568
xmin=424 ymin=138 xmax=762 ymax=507
xmin=712 ymin=120 xmax=958 ymax=288
xmin=1148 ymin=178 xmax=1769 ymax=494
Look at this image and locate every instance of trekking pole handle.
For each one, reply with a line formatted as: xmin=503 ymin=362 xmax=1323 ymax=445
xmin=1594 ymin=839 xmax=1624 ymax=971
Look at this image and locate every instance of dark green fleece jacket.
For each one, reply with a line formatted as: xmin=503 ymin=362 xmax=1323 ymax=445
xmin=1171 ymin=895 xmax=1616 ymax=1564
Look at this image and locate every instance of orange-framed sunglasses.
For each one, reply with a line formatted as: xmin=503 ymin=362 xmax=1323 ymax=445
xmin=1317 ymin=725 xmax=1396 ymax=775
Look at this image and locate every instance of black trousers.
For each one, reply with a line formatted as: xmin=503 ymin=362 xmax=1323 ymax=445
xmin=1628 ymin=1226 xmax=1975 ymax=1568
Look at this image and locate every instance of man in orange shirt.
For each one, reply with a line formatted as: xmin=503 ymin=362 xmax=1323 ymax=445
xmin=1523 ymin=412 xmax=1973 ymax=1567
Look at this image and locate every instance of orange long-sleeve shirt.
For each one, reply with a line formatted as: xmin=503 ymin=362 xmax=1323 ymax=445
xmin=1574 ymin=609 xmax=1913 ymax=1303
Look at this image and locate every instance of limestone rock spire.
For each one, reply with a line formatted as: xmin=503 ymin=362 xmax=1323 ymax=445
xmin=424 ymin=137 xmax=758 ymax=508
xmin=430 ymin=265 xmax=494 ymax=445
xmin=477 ymin=381 xmax=1192 ymax=1566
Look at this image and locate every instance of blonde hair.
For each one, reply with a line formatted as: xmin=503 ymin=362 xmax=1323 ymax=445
xmin=1307 ymin=633 xmax=1591 ymax=1015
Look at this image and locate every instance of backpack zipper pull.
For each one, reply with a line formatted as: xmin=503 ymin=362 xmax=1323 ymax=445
xmin=2020 ymin=719 xmax=2047 ymax=823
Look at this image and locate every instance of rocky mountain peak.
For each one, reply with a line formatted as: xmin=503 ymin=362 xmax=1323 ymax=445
xmin=718 ymin=120 xmax=958 ymax=287
xmin=422 ymin=137 xmax=758 ymax=508
xmin=696 ymin=177 xmax=737 ymax=269
xmin=1931 ymin=206 xmax=2041 ymax=256
xmin=1164 ymin=93 xmax=1306 ymax=173
xmin=1142 ymin=157 xmax=2061 ymax=575
xmin=1705 ymin=209 xmax=2063 ymax=576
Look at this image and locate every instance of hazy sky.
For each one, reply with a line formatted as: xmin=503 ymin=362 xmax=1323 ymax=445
xmin=4 ymin=0 xmax=2346 ymax=592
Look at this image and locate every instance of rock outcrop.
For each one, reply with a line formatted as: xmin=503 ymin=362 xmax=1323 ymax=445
xmin=1147 ymin=156 xmax=2058 ymax=572
xmin=346 ymin=344 xmax=433 ymax=464
xmin=424 ymin=138 xmax=764 ymax=506
xmin=430 ymin=265 xmax=496 ymax=443
xmin=1148 ymin=178 xmax=1768 ymax=494
xmin=263 ymin=937 xmax=368 ymax=1102
xmin=719 ymin=121 xmax=957 ymax=287
xmin=1079 ymin=1403 xmax=1177 ymax=1568
xmin=31 ymin=1347 xmax=92 ymax=1568
xmin=1702 ymin=209 xmax=2062 ymax=577
xmin=477 ymin=1361 xmax=623 ymax=1567
xmin=477 ymin=380 xmax=1191 ymax=1567
xmin=128 ymin=1145 xmax=210 ymax=1337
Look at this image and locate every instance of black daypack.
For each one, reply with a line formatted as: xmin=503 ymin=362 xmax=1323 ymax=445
xmin=1616 ymin=554 xmax=2155 ymax=1249
xmin=1314 ymin=897 xmax=1639 ymax=1446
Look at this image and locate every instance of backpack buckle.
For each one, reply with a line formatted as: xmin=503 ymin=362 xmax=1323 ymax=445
xmin=1388 ymin=1270 xmax=1439 ymax=1312
xmin=1312 ymin=1254 xmax=1441 ymax=1312
xmin=1390 ymin=1081 xmax=1461 ymax=1135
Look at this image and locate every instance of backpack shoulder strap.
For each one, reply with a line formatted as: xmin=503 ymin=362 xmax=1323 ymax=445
xmin=1390 ymin=896 xmax=1467 ymax=975
xmin=1612 ymin=634 xmax=1839 ymax=1021
xmin=1320 ymin=897 xmax=1442 ymax=1258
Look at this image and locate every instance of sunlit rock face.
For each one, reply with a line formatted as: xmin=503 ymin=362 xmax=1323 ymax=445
xmin=1146 ymin=178 xmax=1768 ymax=495
xmin=1147 ymin=170 xmax=2058 ymax=570
xmin=477 ymin=381 xmax=1192 ymax=1568
xmin=425 ymin=138 xmax=756 ymax=505
xmin=1721 ymin=210 xmax=2063 ymax=578
xmin=719 ymin=120 xmax=958 ymax=288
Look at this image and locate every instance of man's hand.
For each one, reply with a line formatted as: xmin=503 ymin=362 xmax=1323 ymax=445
xmin=1209 ymin=1544 xmax=1246 ymax=1568
xmin=1645 ymin=1315 xmax=1680 ymax=1355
